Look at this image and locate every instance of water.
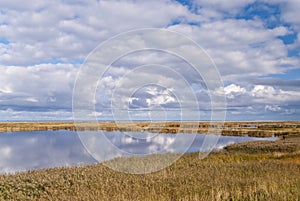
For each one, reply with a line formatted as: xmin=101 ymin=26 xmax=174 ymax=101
xmin=0 ymin=130 xmax=276 ymax=174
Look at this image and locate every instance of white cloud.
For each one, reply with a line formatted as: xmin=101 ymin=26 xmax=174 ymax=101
xmin=196 ymin=0 xmax=255 ymax=13
xmin=223 ymin=84 xmax=246 ymax=99
xmin=250 ymin=85 xmax=300 ymax=103
xmin=0 ymin=0 xmax=299 ymax=120
xmin=265 ymin=104 xmax=281 ymax=112
xmin=251 ymin=85 xmax=276 ymax=98
xmin=279 ymin=0 xmax=300 ymax=29
xmin=169 ymin=18 xmax=299 ymax=82
xmin=0 ymin=0 xmax=193 ymax=65
xmin=0 ymin=63 xmax=77 ymax=118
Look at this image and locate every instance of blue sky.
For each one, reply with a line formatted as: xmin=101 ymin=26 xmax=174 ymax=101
xmin=0 ymin=0 xmax=299 ymax=121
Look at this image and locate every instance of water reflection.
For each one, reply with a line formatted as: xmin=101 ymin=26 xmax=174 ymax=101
xmin=0 ymin=130 xmax=276 ymax=174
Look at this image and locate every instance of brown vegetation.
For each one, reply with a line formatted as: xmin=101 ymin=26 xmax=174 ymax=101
xmin=0 ymin=133 xmax=299 ymax=200
xmin=225 ymin=133 xmax=300 ymax=153
xmin=1 ymin=121 xmax=299 ymax=137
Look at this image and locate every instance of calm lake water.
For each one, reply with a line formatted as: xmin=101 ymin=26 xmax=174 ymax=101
xmin=0 ymin=130 xmax=276 ymax=174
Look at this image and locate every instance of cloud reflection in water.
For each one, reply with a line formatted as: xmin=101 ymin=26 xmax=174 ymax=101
xmin=0 ymin=130 xmax=276 ymax=174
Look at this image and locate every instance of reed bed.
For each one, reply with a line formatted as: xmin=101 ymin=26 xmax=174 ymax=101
xmin=0 ymin=134 xmax=299 ymax=200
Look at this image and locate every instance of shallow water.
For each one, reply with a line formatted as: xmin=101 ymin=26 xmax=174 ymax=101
xmin=0 ymin=130 xmax=276 ymax=174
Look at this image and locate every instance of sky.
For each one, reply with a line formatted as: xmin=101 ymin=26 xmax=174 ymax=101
xmin=0 ymin=0 xmax=300 ymax=121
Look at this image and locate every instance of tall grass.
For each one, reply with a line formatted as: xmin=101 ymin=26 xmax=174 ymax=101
xmin=0 ymin=138 xmax=299 ymax=200
xmin=0 ymin=130 xmax=300 ymax=201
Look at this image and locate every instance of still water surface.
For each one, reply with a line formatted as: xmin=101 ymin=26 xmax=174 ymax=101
xmin=0 ymin=130 xmax=276 ymax=174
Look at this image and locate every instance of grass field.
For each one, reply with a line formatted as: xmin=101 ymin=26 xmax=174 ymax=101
xmin=0 ymin=133 xmax=299 ymax=200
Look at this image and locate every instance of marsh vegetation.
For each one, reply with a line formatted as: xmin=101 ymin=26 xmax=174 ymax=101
xmin=0 ymin=133 xmax=299 ymax=200
xmin=1 ymin=121 xmax=299 ymax=137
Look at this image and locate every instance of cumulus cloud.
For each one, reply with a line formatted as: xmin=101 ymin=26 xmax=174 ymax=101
xmin=223 ymin=84 xmax=246 ymax=99
xmin=251 ymin=85 xmax=300 ymax=103
xmin=169 ymin=18 xmax=298 ymax=81
xmin=265 ymin=104 xmax=281 ymax=112
xmin=0 ymin=0 xmax=193 ymax=65
xmin=0 ymin=63 xmax=77 ymax=120
xmin=218 ymin=83 xmax=300 ymax=120
xmin=0 ymin=0 xmax=299 ymax=120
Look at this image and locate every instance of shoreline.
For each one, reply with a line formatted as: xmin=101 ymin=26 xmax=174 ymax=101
xmin=0 ymin=133 xmax=299 ymax=200
xmin=0 ymin=122 xmax=299 ymax=200
xmin=0 ymin=121 xmax=299 ymax=137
